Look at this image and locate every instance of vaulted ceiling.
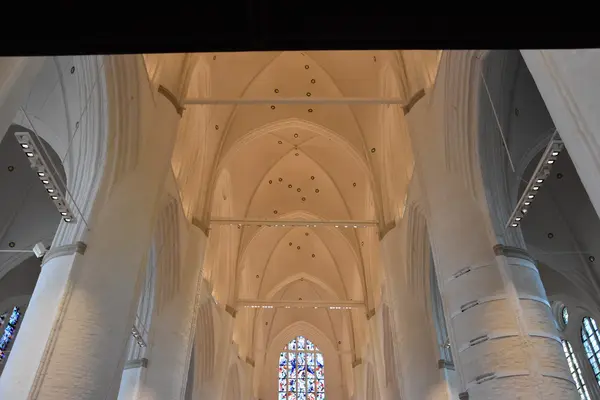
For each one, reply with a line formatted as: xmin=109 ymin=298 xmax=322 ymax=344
xmin=153 ymin=49 xmax=440 ymax=384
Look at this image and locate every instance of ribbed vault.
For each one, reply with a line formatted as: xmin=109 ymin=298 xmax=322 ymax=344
xmin=159 ymin=49 xmax=441 ymax=398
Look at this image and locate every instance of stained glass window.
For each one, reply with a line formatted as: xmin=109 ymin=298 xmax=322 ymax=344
xmin=278 ymin=335 xmax=325 ymax=400
xmin=581 ymin=316 xmax=600 ymax=386
xmin=0 ymin=307 xmax=22 ymax=362
xmin=562 ymin=340 xmax=591 ymax=399
xmin=562 ymin=306 xmax=569 ymax=326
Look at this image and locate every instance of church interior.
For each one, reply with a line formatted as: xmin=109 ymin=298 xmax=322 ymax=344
xmin=0 ymin=49 xmax=599 ymax=399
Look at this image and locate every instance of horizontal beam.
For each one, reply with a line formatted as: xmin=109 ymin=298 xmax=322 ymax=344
xmin=210 ymin=218 xmax=378 ymax=228
xmin=237 ymin=299 xmax=364 ymax=309
xmin=183 ymin=97 xmax=407 ymax=106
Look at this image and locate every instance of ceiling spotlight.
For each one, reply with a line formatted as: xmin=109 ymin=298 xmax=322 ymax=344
xmin=527 ymin=194 xmax=535 ymax=199
xmin=25 ymin=152 xmax=34 ymax=157
xmin=524 ymin=201 xmax=531 ymax=206
xmin=335 ymin=225 xmax=339 ymax=228
xmin=533 ymin=186 xmax=540 ymax=191
xmin=522 ymin=208 xmax=528 ymax=213
xmin=536 ymin=179 xmax=544 ymax=183
xmin=547 ymin=160 xmax=555 ymax=164
xmin=51 ymin=195 xmax=58 ymax=200
xmin=511 ymin=223 xmax=518 ymax=227
xmin=64 ymin=218 xmax=72 ymax=223
xmin=60 ymin=212 xmax=68 ymax=216
xmin=515 ymin=217 xmax=522 ymax=221
xmin=552 ymin=151 xmax=559 ymax=156
xmin=353 ymin=225 xmax=358 ymax=228
xmin=20 ymin=143 xmax=29 ymax=149
xmin=41 ymin=179 xmax=49 ymax=184
xmin=47 ymin=188 xmax=55 ymax=193
xmin=37 ymin=171 xmax=45 ymax=177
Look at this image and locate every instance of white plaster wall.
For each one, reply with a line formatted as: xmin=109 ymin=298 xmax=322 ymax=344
xmin=379 ymin=203 xmax=449 ymax=400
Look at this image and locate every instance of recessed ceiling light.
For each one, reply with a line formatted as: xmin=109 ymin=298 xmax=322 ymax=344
xmin=271 ymin=105 xmax=276 ymax=110
xmin=552 ymin=151 xmax=559 ymax=156
xmin=37 ymin=172 xmax=45 ymax=177
xmin=311 ymin=79 xmax=316 ymax=84
xmin=533 ymin=186 xmax=540 ymax=191
xmin=308 ymin=108 xmax=313 ymax=113
xmin=524 ymin=201 xmax=531 ymax=206
xmin=26 ymin=152 xmax=34 ymax=157
xmin=547 ymin=160 xmax=555 ymax=164
xmin=20 ymin=143 xmax=29 ymax=149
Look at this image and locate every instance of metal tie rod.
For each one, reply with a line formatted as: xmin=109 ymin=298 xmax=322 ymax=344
xmin=183 ymin=97 xmax=408 ymax=106
xmin=210 ymin=218 xmax=378 ymax=227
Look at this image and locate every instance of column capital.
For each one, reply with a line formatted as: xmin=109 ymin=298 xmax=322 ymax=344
xmin=493 ymin=244 xmax=536 ymax=264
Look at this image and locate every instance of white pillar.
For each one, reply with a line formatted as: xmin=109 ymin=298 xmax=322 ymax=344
xmin=0 ymin=60 xmax=182 ymax=399
xmin=0 ymin=57 xmax=45 ymax=143
xmin=406 ymin=92 xmax=578 ymax=399
xmin=521 ymin=49 xmax=600 ymax=219
xmin=137 ymin=227 xmax=208 ymax=399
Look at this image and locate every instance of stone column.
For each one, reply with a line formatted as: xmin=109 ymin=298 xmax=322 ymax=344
xmin=405 ymin=80 xmax=578 ymax=398
xmin=0 ymin=57 xmax=45 ymax=143
xmin=0 ymin=59 xmax=182 ymax=399
xmin=521 ymin=49 xmax=600 ymax=219
xmin=136 ymin=227 xmax=208 ymax=400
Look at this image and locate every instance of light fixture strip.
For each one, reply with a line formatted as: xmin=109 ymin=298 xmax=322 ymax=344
xmin=505 ymin=132 xmax=563 ymax=229
xmin=14 ymin=132 xmax=75 ymax=223
xmin=210 ymin=218 xmax=378 ymax=228
xmin=131 ymin=325 xmax=147 ymax=348
xmin=237 ymin=300 xmax=364 ymax=309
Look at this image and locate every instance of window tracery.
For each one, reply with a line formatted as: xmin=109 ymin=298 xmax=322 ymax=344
xmin=581 ymin=316 xmax=600 ymax=385
xmin=562 ymin=339 xmax=591 ymax=400
xmin=278 ymin=335 xmax=324 ymax=400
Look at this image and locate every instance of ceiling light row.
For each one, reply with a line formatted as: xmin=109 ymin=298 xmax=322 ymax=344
xmin=507 ymin=135 xmax=564 ymax=228
xmin=15 ymin=132 xmax=74 ymax=223
xmin=243 ymin=305 xmax=353 ymax=310
xmin=131 ymin=325 xmax=146 ymax=348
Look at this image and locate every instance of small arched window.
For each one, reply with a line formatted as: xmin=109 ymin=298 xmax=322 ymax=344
xmin=581 ymin=316 xmax=600 ymax=385
xmin=562 ymin=340 xmax=591 ymax=400
xmin=278 ymin=335 xmax=324 ymax=400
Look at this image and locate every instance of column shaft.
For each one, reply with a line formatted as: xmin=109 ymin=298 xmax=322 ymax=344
xmin=136 ymin=228 xmax=208 ymax=399
xmin=405 ymin=81 xmax=578 ymax=398
xmin=0 ymin=82 xmax=181 ymax=398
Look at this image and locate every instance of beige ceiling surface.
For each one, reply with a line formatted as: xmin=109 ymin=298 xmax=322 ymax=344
xmin=164 ymin=49 xmax=439 ymax=363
